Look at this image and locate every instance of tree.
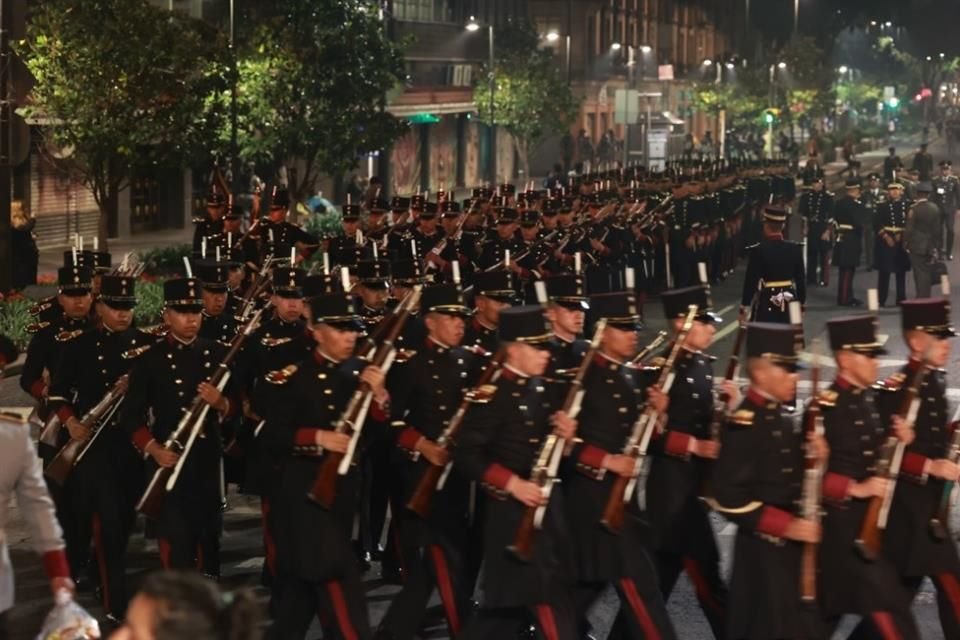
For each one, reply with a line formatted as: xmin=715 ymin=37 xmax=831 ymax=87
xmin=19 ymin=0 xmax=228 ymax=247
xmin=473 ymin=20 xmax=579 ymax=179
xmin=215 ymin=0 xmax=407 ymax=205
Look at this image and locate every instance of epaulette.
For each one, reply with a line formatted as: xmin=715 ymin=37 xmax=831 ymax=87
xmin=467 ymin=384 xmax=497 ymax=404
xmin=262 ymin=336 xmax=293 ymax=348
xmin=27 ymin=321 xmax=51 ymax=334
xmin=647 ymin=356 xmax=667 ymax=368
xmin=729 ymin=408 xmax=755 ymax=426
xmin=873 ymin=371 xmax=906 ymax=392
xmin=816 ymin=389 xmax=838 ymax=408
xmin=55 ymin=328 xmax=84 ymax=342
xmin=265 ymin=364 xmax=298 ymax=384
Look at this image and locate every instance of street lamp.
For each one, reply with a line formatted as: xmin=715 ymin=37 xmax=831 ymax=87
xmin=838 ymin=65 xmax=848 ymax=74
xmin=778 ymin=61 xmax=788 ymax=70
xmin=467 ymin=18 xmax=496 ymax=183
xmin=611 ymin=42 xmax=622 ymax=51
xmin=546 ymin=30 xmax=560 ymax=43
xmin=640 ymin=45 xmax=652 ymax=54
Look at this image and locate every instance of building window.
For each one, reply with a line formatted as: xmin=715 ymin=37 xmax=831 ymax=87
xmin=393 ymin=0 xmax=451 ymax=23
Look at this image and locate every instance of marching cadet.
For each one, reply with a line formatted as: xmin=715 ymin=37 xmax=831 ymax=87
xmin=932 ymin=160 xmax=959 ymax=260
xmin=463 ymin=271 xmax=518 ymax=355
xmin=354 ymin=259 xmax=391 ymax=332
xmin=911 ymin=142 xmax=934 ymax=183
xmin=28 ymin=251 xmax=87 ymax=324
xmin=328 ymin=203 xmax=364 ymax=268
xmin=261 ymin=291 xmax=389 ymax=639
xmin=544 ymin=272 xmax=589 ymax=374
xmin=375 ymin=283 xmax=475 ymax=640
xmin=119 ymin=278 xmax=235 ymax=576
xmin=408 ymin=202 xmax=444 ymax=263
xmin=260 ymin=189 xmax=318 ymax=264
xmin=365 ymin=198 xmax=391 ymax=248
xmin=832 ymin=178 xmax=865 ymax=307
xmin=564 ymin=290 xmax=677 ymax=640
xmin=193 ymin=189 xmax=226 ymax=257
xmin=798 ymin=176 xmax=834 ymax=287
xmin=476 ymin=208 xmax=524 ymax=272
xmin=22 ymin=264 xmax=95 ymax=420
xmin=646 ymin=285 xmax=732 ymax=638
xmin=454 ymin=306 xmax=579 ymax=640
xmin=861 ymin=173 xmax=886 ymax=271
xmin=874 ymin=182 xmax=911 ymax=307
xmin=709 ymin=323 xmax=827 ymax=640
xmin=195 ymin=262 xmax=239 ymax=345
xmin=859 ymin=298 xmax=960 ymax=638
xmin=816 ymin=315 xmax=920 ymax=639
xmin=47 ymin=275 xmax=154 ymax=623
xmin=740 ymin=206 xmax=806 ymax=323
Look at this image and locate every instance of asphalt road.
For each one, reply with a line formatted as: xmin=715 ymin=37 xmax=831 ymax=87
xmin=4 ymin=136 xmax=959 ymax=639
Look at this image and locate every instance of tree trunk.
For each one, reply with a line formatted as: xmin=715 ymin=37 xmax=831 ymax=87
xmin=95 ymin=183 xmax=118 ymax=253
xmin=515 ymin=138 xmax=530 ymax=183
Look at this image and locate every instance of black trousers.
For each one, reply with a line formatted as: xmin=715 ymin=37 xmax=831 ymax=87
xmin=806 ymin=229 xmax=828 ymax=284
xmin=272 ymin=568 xmax=372 ymax=640
xmin=847 ymin=572 xmax=957 ymax=640
xmin=877 ymin=269 xmax=906 ymax=306
xmin=157 ymin=502 xmax=221 ymax=576
xmin=461 ymin=601 xmax=578 ymax=640
xmin=655 ymin=524 xmax=727 ymax=637
xmin=90 ymin=487 xmax=138 ymax=617
xmin=359 ymin=440 xmax=392 ymax=557
xmin=576 ymin=576 xmax=678 ymax=640
xmin=944 ymin=208 xmax=956 ymax=257
xmin=837 ymin=268 xmax=856 ymax=305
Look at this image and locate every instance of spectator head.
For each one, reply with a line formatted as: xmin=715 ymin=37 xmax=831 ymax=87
xmin=108 ymin=571 xmax=262 ymax=640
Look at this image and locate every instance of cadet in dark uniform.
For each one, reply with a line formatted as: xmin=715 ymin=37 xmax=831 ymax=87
xmin=544 ymin=273 xmax=589 ymax=375
xmin=455 ymin=306 xmax=579 ymax=640
xmin=463 ymin=271 xmax=518 ymax=355
xmin=863 ymin=299 xmax=960 ymax=638
xmin=740 ymin=207 xmax=806 ymax=323
xmin=874 ymin=183 xmax=911 ymax=307
xmin=476 ymin=208 xmax=524 ymax=272
xmin=709 ymin=323 xmax=826 ymax=640
xmin=861 ymin=173 xmax=886 ymax=270
xmin=646 ymin=285 xmax=732 ymax=638
xmin=47 ymin=275 xmax=155 ymax=622
xmin=376 ymin=283 xmax=475 ymax=640
xmin=354 ymin=259 xmax=391 ymax=333
xmin=932 ymin=161 xmax=959 ymax=260
xmin=816 ymin=315 xmax=919 ymax=639
xmin=260 ymin=190 xmax=319 ymax=264
xmin=883 ymin=147 xmax=904 ymax=184
xmin=563 ymin=291 xmax=678 ymax=640
xmin=328 ymin=203 xmax=365 ymax=269
xmin=120 ymin=278 xmax=234 ymax=576
xmin=193 ymin=190 xmax=226 ymax=257
xmin=832 ymin=178 xmax=865 ymax=306
xmin=261 ymin=292 xmax=389 ymax=639
xmin=799 ymin=176 xmax=834 ymax=287
xmin=195 ymin=262 xmax=239 ymax=345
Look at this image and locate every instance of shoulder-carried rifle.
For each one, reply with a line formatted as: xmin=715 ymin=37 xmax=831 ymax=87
xmin=800 ymin=339 xmax=825 ymax=603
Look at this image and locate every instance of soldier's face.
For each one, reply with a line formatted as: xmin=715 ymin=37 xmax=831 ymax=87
xmin=358 ymin=285 xmax=388 ymax=310
xmin=164 ymin=308 xmax=201 ymax=340
xmin=837 ymin=350 xmax=878 ymax=387
xmin=547 ymin=304 xmax=584 ymax=338
xmin=420 ymin=217 xmax=438 ymax=233
xmin=476 ymin=297 xmax=509 ymax=326
xmin=98 ymin=302 xmax=133 ymax=333
xmin=521 ymin=226 xmax=539 ymax=242
xmin=441 ymin=216 xmax=460 ymax=235
xmin=224 ymin=218 xmax=242 ymax=233
xmin=368 ymin=213 xmax=385 ymax=229
xmin=207 ymin=205 xmax=224 ymax=221
xmin=59 ymin=292 xmax=92 ymax=319
xmin=272 ymin=295 xmax=304 ymax=323
xmin=683 ymin=319 xmax=716 ymax=351
xmin=312 ymin=324 xmax=359 ymax=361
xmin=496 ymin=222 xmax=517 ymax=239
xmin=601 ymin=325 xmax=638 ymax=361
xmin=908 ymin=331 xmax=951 ymax=368
xmin=750 ymin=360 xmax=797 ymax=402
xmin=201 ymin=289 xmax=228 ymax=316
xmin=889 ymin=188 xmax=902 ymax=201
xmin=228 ymin=267 xmax=244 ymax=290
xmin=425 ymin=312 xmax=465 ymax=347
xmin=343 ymin=220 xmax=359 ymax=235
xmin=507 ymin=342 xmax=551 ymax=377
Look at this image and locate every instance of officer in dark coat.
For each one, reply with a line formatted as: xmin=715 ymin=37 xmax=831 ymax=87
xmin=646 ymin=285 xmax=729 ymax=638
xmin=740 ymin=206 xmax=806 ymax=323
xmin=911 ymin=143 xmax=934 ymax=182
xmin=563 ymin=291 xmax=678 ymax=640
xmin=883 ymin=147 xmax=904 ymax=184
xmin=119 ymin=278 xmax=235 ymax=576
xmin=816 ymin=315 xmax=919 ymax=638
xmin=47 ymin=275 xmax=155 ymax=622
xmin=376 ymin=283 xmax=475 ymax=640
xmin=193 ymin=189 xmax=226 ymax=257
xmin=874 ymin=183 xmax=912 ymax=306
xmin=832 ymin=178 xmax=865 ymax=306
xmin=709 ymin=323 xmax=826 ymax=639
xmin=862 ymin=298 xmax=960 ymax=638
xmin=861 ymin=173 xmax=886 ymax=270
xmin=455 ymin=306 xmax=579 ymax=640
xmin=545 ymin=273 xmax=589 ymax=375
xmin=260 ymin=292 xmax=389 ymax=639
xmin=463 ymin=271 xmax=518 ymax=355
xmin=798 ymin=176 xmax=834 ymax=286
xmin=932 ymin=160 xmax=959 ymax=260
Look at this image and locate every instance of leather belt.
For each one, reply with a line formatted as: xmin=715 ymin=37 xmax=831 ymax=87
xmin=762 ymin=280 xmax=794 ymax=288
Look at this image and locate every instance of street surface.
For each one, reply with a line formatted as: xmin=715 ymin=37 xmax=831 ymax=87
xmin=3 ymin=136 xmax=958 ymax=639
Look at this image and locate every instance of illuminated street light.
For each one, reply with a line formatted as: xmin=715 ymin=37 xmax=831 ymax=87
xmin=546 ymin=30 xmax=560 ymax=42
xmin=703 ymin=59 xmax=714 ymax=66
xmin=640 ymin=45 xmax=652 ymax=54
xmin=465 ymin=16 xmax=480 ymax=32
xmin=611 ymin=42 xmax=622 ymax=51
xmin=725 ymin=62 xmax=735 ymax=69
xmin=885 ymin=21 xmax=893 ymax=27
xmin=838 ymin=65 xmax=848 ymax=74
xmin=778 ymin=61 xmax=787 ymax=69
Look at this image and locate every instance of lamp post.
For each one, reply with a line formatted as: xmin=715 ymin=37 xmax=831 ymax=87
xmin=468 ymin=17 xmax=496 ymax=184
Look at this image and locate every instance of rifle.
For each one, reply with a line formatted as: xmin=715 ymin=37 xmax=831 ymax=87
xmin=630 ymin=331 xmax=668 ymax=365
xmin=355 ymin=287 xmax=418 ymax=361
xmin=406 ymin=347 xmax=507 ymax=519
xmin=929 ymin=401 xmax=960 ymax=540
xmin=308 ymin=287 xmax=422 ymax=509
xmin=136 ymin=307 xmax=266 ymax=520
xmin=508 ymin=320 xmax=606 ymax=562
xmin=800 ymin=339 xmax=825 ymax=604
xmin=424 ymin=201 xmax=474 ymax=273
xmin=854 ymin=360 xmax=929 ymax=561
xmin=600 ymin=305 xmax=698 ymax=534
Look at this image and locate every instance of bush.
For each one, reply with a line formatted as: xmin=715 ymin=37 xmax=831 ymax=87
xmin=0 ymin=298 xmax=36 ymax=349
xmin=134 ymin=279 xmax=166 ymax=327
xmin=138 ymin=245 xmax=192 ymax=277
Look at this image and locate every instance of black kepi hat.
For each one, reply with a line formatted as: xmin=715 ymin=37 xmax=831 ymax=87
xmin=661 ymin=284 xmax=721 ymax=324
xmin=309 ymin=292 xmax=364 ymax=331
xmin=356 ymin=259 xmax=391 ymax=289
xmin=472 ymin=271 xmax=518 ymax=304
xmin=746 ymin=322 xmax=801 ymax=371
xmin=421 ymin=283 xmax=471 ymax=317
xmin=99 ymin=275 xmax=137 ymax=310
xmin=272 ymin=267 xmax=306 ymax=299
xmin=826 ymin=314 xmax=887 ymax=355
xmin=589 ymin=291 xmax=642 ymax=330
xmin=901 ymin=298 xmax=956 ymax=338
xmin=546 ymin=273 xmax=588 ymax=310
xmin=195 ymin=262 xmax=230 ymax=293
xmin=58 ymin=265 xmax=93 ymax=295
xmin=164 ymin=277 xmax=202 ymax=312
xmin=498 ymin=305 xmax=550 ymax=345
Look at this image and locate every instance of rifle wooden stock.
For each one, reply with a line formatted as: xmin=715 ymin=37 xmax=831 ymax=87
xmin=406 ymin=347 xmax=506 ymax=519
xmin=600 ymin=307 xmax=697 ymax=534
xmin=43 ymin=438 xmax=84 ymax=486
xmin=309 ymin=289 xmax=421 ymax=509
xmin=799 ymin=339 xmax=824 ymax=604
xmin=854 ymin=497 xmax=884 ymax=561
xmin=701 ymin=318 xmax=747 ymax=497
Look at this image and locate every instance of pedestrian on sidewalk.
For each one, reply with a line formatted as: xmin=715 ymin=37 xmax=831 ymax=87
xmin=904 ymin=181 xmax=942 ymax=298
xmin=11 ymin=201 xmax=38 ymax=292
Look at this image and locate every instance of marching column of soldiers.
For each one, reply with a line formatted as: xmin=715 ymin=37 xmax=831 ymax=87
xmin=11 ymin=158 xmax=960 ymax=640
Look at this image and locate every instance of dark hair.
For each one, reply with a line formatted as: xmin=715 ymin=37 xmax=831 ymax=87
xmin=139 ymin=571 xmax=263 ymax=640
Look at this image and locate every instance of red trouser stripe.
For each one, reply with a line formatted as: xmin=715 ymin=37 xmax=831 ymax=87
xmin=620 ymin=577 xmax=661 ymax=640
xmin=158 ymin=538 xmax=172 ymax=570
xmin=429 ymin=544 xmax=461 ymax=634
xmin=682 ymin=556 xmax=723 ymax=615
xmin=535 ymin=604 xmax=560 ymax=640
xmin=91 ymin=513 xmax=111 ymax=613
xmin=870 ymin=611 xmax=902 ymax=640
xmin=261 ymin=499 xmax=277 ymax=577
xmin=326 ymin=580 xmax=359 ymax=640
xmin=936 ymin=572 xmax=960 ymax=625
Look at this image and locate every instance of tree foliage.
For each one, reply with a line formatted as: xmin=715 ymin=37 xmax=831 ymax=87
xmin=473 ymin=20 xmax=578 ymax=178
xmin=214 ymin=0 xmax=407 ymax=203
xmin=18 ymin=0 xmax=228 ymax=245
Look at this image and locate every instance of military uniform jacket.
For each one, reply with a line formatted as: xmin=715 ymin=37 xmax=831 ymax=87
xmin=932 ymin=175 xmax=960 ymax=213
xmin=874 ymin=199 xmax=912 ymax=272
xmin=234 ymin=317 xmax=313 ymax=414
xmin=740 ymin=236 xmax=806 ymax=319
xmin=454 ymin=367 xmax=572 ymax=606
xmin=817 ymin=377 xmax=910 ymax=617
xmin=832 ymin=195 xmax=864 ymax=268
xmin=260 ymin=220 xmax=317 ymax=263
xmin=476 ymin=234 xmax=525 ymax=271
xmin=193 ymin=217 xmax=224 ymax=254
xmin=799 ymin=190 xmax=834 ymax=229
xmin=119 ymin=335 xmax=232 ymax=518
xmin=199 ymin=310 xmax=238 ymax=345
xmin=903 ymin=199 xmax=943 ymax=258
xmin=564 ymin=354 xmax=650 ymax=581
xmin=710 ymin=389 xmax=820 ymax=639
xmin=463 ymin=318 xmax=499 ymax=356
xmin=878 ymin=359 xmax=960 ymax=577
xmin=21 ymin=315 xmax=92 ymax=402
xmin=547 ymin=336 xmax=588 ymax=376
xmin=645 ymin=349 xmax=715 ymax=552
xmin=260 ymin=352 xmax=386 ymax=581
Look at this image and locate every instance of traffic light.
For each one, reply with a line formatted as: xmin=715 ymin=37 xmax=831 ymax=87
xmin=887 ymin=97 xmax=900 ymax=109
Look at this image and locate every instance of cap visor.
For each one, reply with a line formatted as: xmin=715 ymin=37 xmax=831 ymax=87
xmin=698 ymin=312 xmax=723 ymax=324
xmin=275 ymin=289 xmax=304 ymax=299
xmin=168 ymin=303 xmax=203 ymax=313
xmin=101 ymin=298 xmax=137 ymax=310
xmin=322 ymin=319 xmax=365 ymax=332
